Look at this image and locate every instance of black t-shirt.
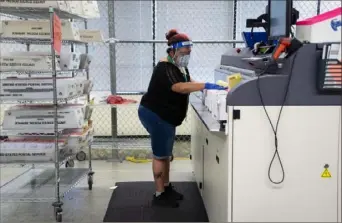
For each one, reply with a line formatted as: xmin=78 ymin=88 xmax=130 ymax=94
xmin=140 ymin=61 xmax=191 ymax=126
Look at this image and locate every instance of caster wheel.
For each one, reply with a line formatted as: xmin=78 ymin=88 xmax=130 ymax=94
xmin=56 ymin=212 xmax=62 ymax=222
xmin=65 ymin=159 xmax=75 ymax=168
xmin=30 ymin=179 xmax=37 ymax=188
xmin=88 ymin=176 xmax=93 ymax=190
xmin=76 ymin=151 xmax=86 ymax=161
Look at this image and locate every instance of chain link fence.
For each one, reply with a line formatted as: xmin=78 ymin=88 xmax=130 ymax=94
xmin=1 ymin=0 xmax=341 ymax=161
xmin=87 ymin=1 xmax=238 ymax=161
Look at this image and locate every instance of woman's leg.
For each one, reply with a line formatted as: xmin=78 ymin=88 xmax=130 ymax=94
xmin=152 ymin=158 xmax=167 ymax=193
xmin=150 ymin=121 xmax=175 ymax=193
xmin=138 ymin=105 xmax=178 ymax=207
xmin=163 ymin=159 xmax=170 ymax=185
xmin=162 ymin=129 xmax=184 ymax=200
xmin=162 ymin=129 xmax=175 ymax=185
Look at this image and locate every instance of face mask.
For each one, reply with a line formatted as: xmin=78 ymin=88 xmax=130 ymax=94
xmin=176 ymin=54 xmax=190 ymax=67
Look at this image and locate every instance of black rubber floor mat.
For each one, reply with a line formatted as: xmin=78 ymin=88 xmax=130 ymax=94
xmin=103 ymin=181 xmax=209 ymax=222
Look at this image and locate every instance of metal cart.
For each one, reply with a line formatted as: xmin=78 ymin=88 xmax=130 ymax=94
xmin=0 ymin=7 xmax=95 ymax=222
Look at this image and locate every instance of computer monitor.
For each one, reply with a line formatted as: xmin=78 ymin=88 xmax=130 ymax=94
xmin=267 ymin=0 xmax=292 ymax=40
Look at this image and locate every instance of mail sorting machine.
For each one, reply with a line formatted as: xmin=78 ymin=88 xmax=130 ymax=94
xmin=190 ymin=42 xmax=342 ymax=222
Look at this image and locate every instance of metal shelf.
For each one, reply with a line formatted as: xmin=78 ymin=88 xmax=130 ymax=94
xmin=0 ymin=154 xmax=75 ymax=168
xmin=0 ymin=69 xmax=86 ymax=76
xmin=0 ymin=7 xmax=87 ymax=20
xmin=1 ymin=125 xmax=93 ymax=137
xmin=0 ymin=127 xmax=73 ymax=136
xmin=0 ymin=127 xmax=94 ymax=167
xmin=0 ymin=168 xmax=89 ymax=203
xmin=0 ymin=94 xmax=88 ymax=104
xmin=0 ymin=37 xmax=86 ymax=45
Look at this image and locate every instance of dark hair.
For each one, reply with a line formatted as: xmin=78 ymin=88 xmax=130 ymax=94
xmin=165 ymin=29 xmax=190 ymax=54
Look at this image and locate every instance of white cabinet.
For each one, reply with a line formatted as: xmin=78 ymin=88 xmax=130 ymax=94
xmin=190 ymin=107 xmax=228 ymax=222
xmin=202 ymin=127 xmax=215 ymax=221
xmin=190 ymin=108 xmax=204 ymax=193
xmin=208 ymin=132 xmax=229 ymax=222
xmin=202 ymin=127 xmax=228 ymax=223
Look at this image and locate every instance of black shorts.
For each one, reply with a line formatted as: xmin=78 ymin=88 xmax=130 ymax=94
xmin=138 ymin=105 xmax=175 ymax=159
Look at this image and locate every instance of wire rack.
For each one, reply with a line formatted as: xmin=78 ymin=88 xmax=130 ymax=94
xmin=0 ymin=5 xmax=96 ymax=222
xmin=0 ymin=37 xmax=87 ymax=45
xmin=0 ymin=69 xmax=86 ymax=75
xmin=0 ymin=168 xmax=89 ymax=203
xmin=0 ymin=7 xmax=87 ymax=20
xmin=0 ymin=94 xmax=88 ymax=104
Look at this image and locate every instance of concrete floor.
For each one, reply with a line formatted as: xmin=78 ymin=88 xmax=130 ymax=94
xmin=0 ymin=160 xmax=194 ymax=223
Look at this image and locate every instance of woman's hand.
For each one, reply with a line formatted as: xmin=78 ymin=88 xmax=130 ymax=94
xmin=204 ymin=82 xmax=228 ymax=90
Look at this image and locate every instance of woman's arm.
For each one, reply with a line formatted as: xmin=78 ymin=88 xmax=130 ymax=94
xmin=172 ymin=82 xmax=227 ymax=94
xmin=160 ymin=64 xmax=225 ymax=94
xmin=171 ymin=82 xmax=205 ymax=94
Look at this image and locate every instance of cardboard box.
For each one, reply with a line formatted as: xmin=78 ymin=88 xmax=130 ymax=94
xmin=73 ymin=77 xmax=85 ymax=95
xmin=0 ymin=0 xmax=70 ymax=12
xmin=1 ymin=20 xmax=81 ymax=41
xmin=6 ymin=127 xmax=94 ymax=155
xmin=82 ymin=80 xmax=93 ymax=94
xmin=2 ymin=104 xmax=86 ymax=130
xmin=79 ymin=54 xmax=92 ymax=69
xmin=0 ymin=139 xmax=66 ymax=163
xmin=0 ymin=77 xmax=81 ymax=100
xmin=0 ymin=138 xmax=66 ymax=162
xmin=79 ymin=29 xmax=104 ymax=42
xmin=66 ymin=1 xmax=84 ymax=17
xmin=81 ymin=1 xmax=100 ymax=19
xmin=58 ymin=52 xmax=81 ymax=70
xmin=62 ymin=127 xmax=94 ymax=153
xmin=0 ymin=51 xmax=61 ymax=71
xmin=0 ymin=21 xmax=3 ymax=36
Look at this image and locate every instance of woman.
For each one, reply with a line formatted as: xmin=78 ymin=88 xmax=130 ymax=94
xmin=138 ymin=29 xmax=227 ymax=208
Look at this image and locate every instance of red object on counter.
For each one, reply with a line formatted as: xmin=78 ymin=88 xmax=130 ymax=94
xmin=106 ymin=95 xmax=137 ymax=104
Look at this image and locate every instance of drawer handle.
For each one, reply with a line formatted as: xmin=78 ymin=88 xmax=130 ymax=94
xmin=216 ymin=155 xmax=220 ymax=164
xmin=206 ymin=138 xmax=208 ymax=145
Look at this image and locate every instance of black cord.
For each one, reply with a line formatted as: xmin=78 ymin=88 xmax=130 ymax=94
xmin=256 ymin=52 xmax=298 ymax=184
xmin=290 ymin=25 xmax=295 ymax=38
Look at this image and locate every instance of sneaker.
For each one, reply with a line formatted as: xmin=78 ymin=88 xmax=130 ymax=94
xmin=152 ymin=192 xmax=179 ymax=208
xmin=164 ymin=183 xmax=184 ymax=200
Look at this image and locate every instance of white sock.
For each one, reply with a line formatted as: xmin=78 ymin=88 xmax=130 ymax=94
xmin=155 ymin=191 xmax=163 ymax=197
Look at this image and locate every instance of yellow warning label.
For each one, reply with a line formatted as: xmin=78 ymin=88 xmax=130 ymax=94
xmin=321 ymin=168 xmax=332 ymax=178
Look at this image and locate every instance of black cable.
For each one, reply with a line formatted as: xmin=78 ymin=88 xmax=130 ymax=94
xmin=290 ymin=25 xmax=295 ymax=38
xmin=256 ymin=52 xmax=298 ymax=184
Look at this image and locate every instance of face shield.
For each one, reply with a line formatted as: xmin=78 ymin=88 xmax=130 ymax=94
xmin=170 ymin=41 xmax=193 ymax=67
